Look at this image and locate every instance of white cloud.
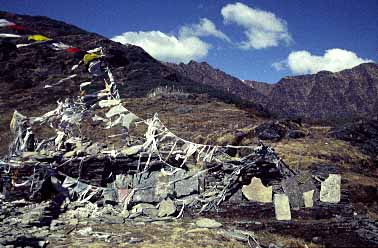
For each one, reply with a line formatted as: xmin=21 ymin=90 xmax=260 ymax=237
xmin=111 ymin=31 xmax=210 ymax=63
xmin=221 ymin=2 xmax=292 ymax=49
xmin=179 ymin=18 xmax=230 ymax=42
xmin=111 ymin=18 xmax=232 ymax=63
xmin=273 ymin=49 xmax=374 ymax=74
xmin=272 ymin=60 xmax=286 ymax=71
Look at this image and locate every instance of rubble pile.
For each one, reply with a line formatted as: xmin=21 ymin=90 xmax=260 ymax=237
xmin=0 ymin=19 xmax=342 ymax=224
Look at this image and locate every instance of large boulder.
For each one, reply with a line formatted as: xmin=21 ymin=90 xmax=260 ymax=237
xmin=329 ymin=119 xmax=378 ymax=157
xmin=255 ymin=119 xmax=304 ymax=141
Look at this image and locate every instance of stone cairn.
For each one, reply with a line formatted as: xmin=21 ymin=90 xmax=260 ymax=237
xmin=0 ymin=21 xmax=341 ymax=221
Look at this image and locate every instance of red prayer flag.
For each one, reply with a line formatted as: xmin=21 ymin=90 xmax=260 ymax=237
xmin=66 ymin=47 xmax=81 ymax=53
xmin=9 ymin=24 xmax=28 ymax=31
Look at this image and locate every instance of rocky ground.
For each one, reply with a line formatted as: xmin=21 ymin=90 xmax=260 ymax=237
xmin=0 ymin=197 xmax=313 ymax=248
xmin=2 ymin=93 xmax=378 ymax=247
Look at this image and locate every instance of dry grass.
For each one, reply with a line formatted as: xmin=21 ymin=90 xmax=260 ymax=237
xmin=53 ymin=218 xmax=324 ymax=248
xmin=123 ymin=96 xmax=265 ymax=145
xmin=270 ymin=126 xmax=370 ymax=171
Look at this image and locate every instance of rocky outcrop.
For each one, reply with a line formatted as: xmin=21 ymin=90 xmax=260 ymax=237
xmin=254 ymin=119 xmax=304 ymax=141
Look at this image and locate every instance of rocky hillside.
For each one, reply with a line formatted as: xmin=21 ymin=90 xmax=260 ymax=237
xmin=165 ymin=61 xmax=266 ymax=104
xmin=243 ymin=80 xmax=273 ymax=96
xmin=264 ymin=63 xmax=378 ymax=121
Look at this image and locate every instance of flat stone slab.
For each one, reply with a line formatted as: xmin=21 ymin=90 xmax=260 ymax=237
xmin=303 ymin=190 xmax=314 ymax=208
xmin=242 ymin=177 xmax=272 ymax=203
xmin=274 ymin=194 xmax=291 ymax=221
xmin=320 ymin=174 xmax=341 ymax=203
xmin=195 ymin=218 xmax=223 ymax=228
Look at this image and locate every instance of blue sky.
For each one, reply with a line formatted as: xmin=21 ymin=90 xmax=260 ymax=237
xmin=1 ymin=0 xmax=377 ymax=83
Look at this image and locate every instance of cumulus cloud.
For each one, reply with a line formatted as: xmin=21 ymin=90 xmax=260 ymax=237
xmin=273 ymin=49 xmax=374 ymax=74
xmin=111 ymin=30 xmax=210 ymax=63
xmin=111 ymin=18 xmax=231 ymax=63
xmin=179 ymin=18 xmax=230 ymax=42
xmin=221 ymin=2 xmax=292 ymax=49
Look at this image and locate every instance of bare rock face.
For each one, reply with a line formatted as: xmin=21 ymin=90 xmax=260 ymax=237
xmin=242 ymin=177 xmax=272 ymax=203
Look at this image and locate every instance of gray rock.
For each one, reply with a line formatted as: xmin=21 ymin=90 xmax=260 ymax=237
xmin=132 ymin=172 xmax=160 ymax=203
xmin=158 ymin=199 xmax=176 ymax=217
xmin=103 ymin=187 xmax=118 ymax=203
xmin=228 ymin=189 xmax=243 ymax=203
xmin=222 ymin=229 xmax=256 ymax=242
xmin=121 ymin=210 xmax=130 ymax=218
xmin=77 ymin=226 xmax=93 ymax=236
xmin=50 ymin=219 xmax=64 ymax=228
xmin=33 ymin=230 xmax=49 ymax=238
xmin=144 ymin=208 xmax=159 ymax=217
xmin=155 ymin=171 xmax=174 ymax=199
xmin=173 ymin=170 xmax=199 ymax=197
xmin=101 ymin=215 xmax=125 ymax=224
xmin=131 ymin=203 xmax=157 ymax=217
xmin=128 ymin=237 xmax=143 ymax=244
xmin=195 ymin=218 xmax=222 ymax=228
xmin=282 ymin=177 xmax=303 ymax=209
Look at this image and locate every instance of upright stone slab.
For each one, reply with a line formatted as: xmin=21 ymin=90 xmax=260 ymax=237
xmin=274 ymin=194 xmax=291 ymax=221
xmin=242 ymin=177 xmax=272 ymax=203
xmin=303 ymin=190 xmax=314 ymax=208
xmin=320 ymin=174 xmax=341 ymax=203
xmin=282 ymin=177 xmax=303 ymax=209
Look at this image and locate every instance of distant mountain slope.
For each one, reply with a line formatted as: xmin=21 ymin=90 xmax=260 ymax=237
xmin=166 ymin=59 xmax=378 ymax=121
xmin=264 ymin=63 xmax=378 ymax=121
xmin=243 ymin=80 xmax=273 ymax=96
xmin=164 ymin=61 xmax=266 ymax=103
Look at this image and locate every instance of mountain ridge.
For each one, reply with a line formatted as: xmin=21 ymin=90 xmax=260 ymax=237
xmin=166 ymin=58 xmax=378 ymax=121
